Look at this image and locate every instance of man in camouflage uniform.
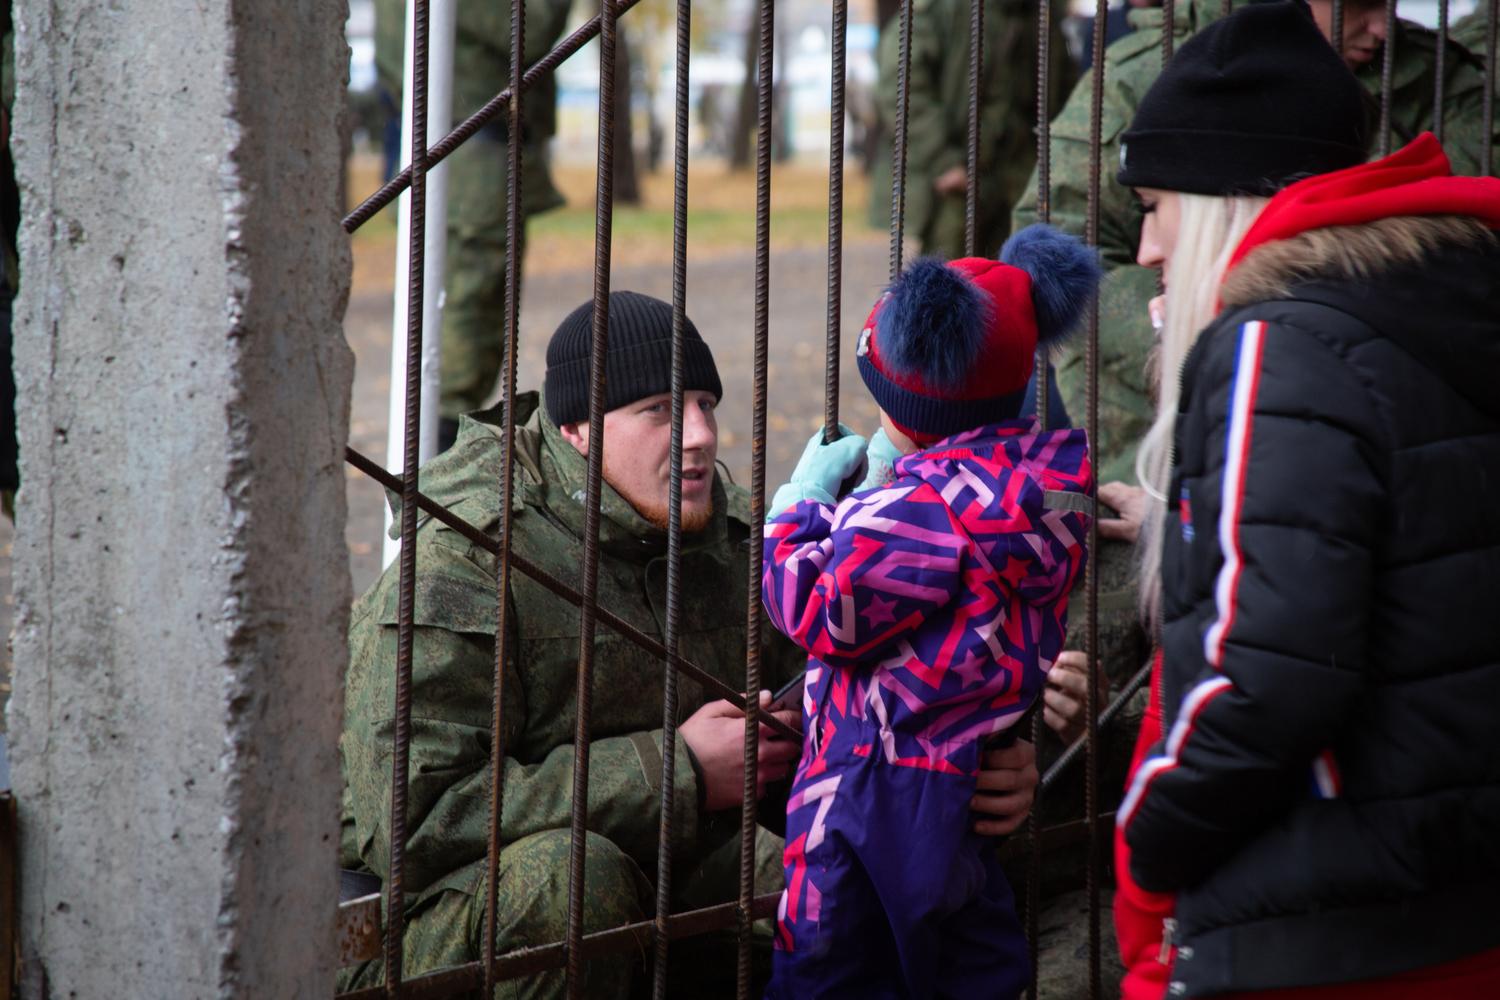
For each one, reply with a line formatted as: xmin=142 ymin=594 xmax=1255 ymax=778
xmin=1013 ymin=0 xmax=1500 ymax=485
xmin=869 ymin=0 xmax=1072 ymax=260
xmin=340 ymin=293 xmax=1042 ymax=997
xmin=339 ymin=292 xmax=805 ymax=997
xmin=375 ymin=0 xmax=573 ymax=447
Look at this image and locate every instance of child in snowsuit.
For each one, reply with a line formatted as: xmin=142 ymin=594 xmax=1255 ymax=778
xmin=761 ymin=225 xmax=1100 ymax=999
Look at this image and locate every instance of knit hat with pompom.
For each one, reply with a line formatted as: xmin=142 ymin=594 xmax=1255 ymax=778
xmin=856 ymin=224 xmax=1102 ymax=444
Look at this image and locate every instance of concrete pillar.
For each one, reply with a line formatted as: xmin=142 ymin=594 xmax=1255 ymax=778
xmin=8 ymin=0 xmax=354 ymax=995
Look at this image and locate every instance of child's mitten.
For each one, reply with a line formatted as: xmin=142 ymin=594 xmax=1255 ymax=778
xmin=855 ymin=427 xmax=904 ymax=492
xmin=767 ymin=425 xmax=867 ymax=519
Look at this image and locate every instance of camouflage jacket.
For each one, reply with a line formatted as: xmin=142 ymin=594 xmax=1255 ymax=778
xmin=342 ymin=392 xmax=802 ymax=904
xmin=1013 ymin=0 xmax=1499 ymax=484
xmin=1452 ymin=10 xmax=1496 ymax=67
xmin=374 ymin=0 xmax=571 ymax=216
xmin=868 ymin=0 xmax=1071 ymax=250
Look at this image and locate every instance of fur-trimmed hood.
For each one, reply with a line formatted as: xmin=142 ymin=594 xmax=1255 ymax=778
xmin=1223 ymin=214 xmax=1500 ymax=421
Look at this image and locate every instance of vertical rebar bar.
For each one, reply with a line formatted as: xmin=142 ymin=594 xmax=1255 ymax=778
xmin=650 ymin=0 xmax=693 ymax=994
xmin=1484 ymin=0 xmax=1497 ymax=177
xmin=1083 ymin=2 xmax=1107 ymax=996
xmin=1162 ymin=0 xmax=1176 ymax=63
xmin=965 ymin=0 xmax=984 ymax=257
xmin=1025 ymin=4 xmax=1054 ymax=989
xmin=890 ymin=0 xmax=915 ymax=279
xmin=565 ymin=0 xmax=618 ymax=993
xmin=482 ymin=0 xmax=526 ymax=991
xmin=739 ymin=1 xmax=774 ymax=994
xmin=1379 ymin=0 xmax=1398 ymax=157
xmin=1033 ymin=0 xmax=1054 ymax=433
xmin=385 ymin=0 xmax=430 ymax=990
xmin=824 ymin=0 xmax=849 ymax=443
xmin=1332 ymin=0 xmax=1345 ymax=58
xmin=1435 ymin=0 xmax=1448 ymax=146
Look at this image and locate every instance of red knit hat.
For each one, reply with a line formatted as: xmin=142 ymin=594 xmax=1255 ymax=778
xmin=857 ymin=224 xmax=1102 ymax=444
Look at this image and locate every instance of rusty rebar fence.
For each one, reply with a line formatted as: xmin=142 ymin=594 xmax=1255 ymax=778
xmin=335 ymin=0 xmax=1500 ymax=995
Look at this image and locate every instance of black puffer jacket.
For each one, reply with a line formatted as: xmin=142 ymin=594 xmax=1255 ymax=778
xmin=1120 ymin=217 xmax=1500 ymax=998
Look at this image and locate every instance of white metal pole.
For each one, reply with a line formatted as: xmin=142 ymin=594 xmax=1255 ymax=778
xmin=384 ymin=0 xmax=457 ymax=567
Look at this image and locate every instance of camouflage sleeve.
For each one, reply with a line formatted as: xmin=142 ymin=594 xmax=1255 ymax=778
xmin=1431 ymin=48 xmax=1499 ymax=178
xmin=343 ymin=537 xmax=702 ymax=900
xmin=1013 ymin=46 xmax=1159 ymax=484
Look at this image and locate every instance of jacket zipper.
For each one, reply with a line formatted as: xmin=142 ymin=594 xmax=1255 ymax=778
xmin=1158 ymin=917 xmax=1178 ymax=965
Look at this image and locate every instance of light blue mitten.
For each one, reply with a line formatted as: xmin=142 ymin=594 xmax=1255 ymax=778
xmin=767 ymin=425 xmax=868 ymax=520
xmin=856 ymin=427 xmax=905 ymax=492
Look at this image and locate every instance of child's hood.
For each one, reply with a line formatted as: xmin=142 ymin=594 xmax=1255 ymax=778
xmin=893 ymin=420 xmax=1092 ymax=602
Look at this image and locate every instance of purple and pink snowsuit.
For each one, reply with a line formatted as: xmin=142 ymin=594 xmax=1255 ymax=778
xmin=761 ymin=421 xmax=1092 ymax=999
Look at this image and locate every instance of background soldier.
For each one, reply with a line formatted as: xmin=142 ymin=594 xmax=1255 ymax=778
xmin=1013 ymin=0 xmax=1500 ymax=486
xmin=374 ymin=0 xmax=574 ymax=451
xmin=869 ymin=0 xmax=1072 ymax=260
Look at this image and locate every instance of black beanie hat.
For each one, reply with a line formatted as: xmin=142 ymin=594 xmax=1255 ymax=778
xmin=544 ymin=290 xmax=723 ymax=427
xmin=1117 ymin=0 xmax=1368 ymax=196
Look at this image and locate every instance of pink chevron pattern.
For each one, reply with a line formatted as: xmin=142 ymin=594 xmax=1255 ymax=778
xmin=764 ymin=421 xmax=1092 ymax=952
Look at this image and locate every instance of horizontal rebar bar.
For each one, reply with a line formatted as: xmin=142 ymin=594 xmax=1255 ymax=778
xmin=336 ymin=892 xmax=782 ymax=999
xmin=344 ymin=446 xmax=798 ymax=741
xmin=342 ymin=0 xmax=648 ymax=233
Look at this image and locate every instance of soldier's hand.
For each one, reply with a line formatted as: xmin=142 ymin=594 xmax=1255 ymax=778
xmin=1099 ymin=481 xmax=1148 ymax=544
xmin=933 ymin=165 xmax=968 ymax=197
xmin=680 ymin=694 xmax=801 ymax=812
xmin=971 ymin=740 xmax=1038 ymax=837
xmin=1043 ymin=650 xmax=1111 ymax=746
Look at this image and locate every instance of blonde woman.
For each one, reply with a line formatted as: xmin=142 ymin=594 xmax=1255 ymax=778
xmin=1102 ymin=3 xmax=1500 ymax=999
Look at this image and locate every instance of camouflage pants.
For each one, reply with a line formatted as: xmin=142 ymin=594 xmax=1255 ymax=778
xmin=338 ymin=827 xmax=784 ymax=999
xmin=439 ymin=125 xmax=527 ymax=421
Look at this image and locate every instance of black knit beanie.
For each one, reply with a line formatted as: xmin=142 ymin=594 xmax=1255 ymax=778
xmin=1117 ymin=0 xmax=1368 ymax=196
xmin=544 ymin=291 xmax=723 ymax=427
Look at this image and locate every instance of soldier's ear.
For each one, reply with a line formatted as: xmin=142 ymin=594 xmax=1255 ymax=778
xmin=559 ymin=420 xmax=590 ymax=456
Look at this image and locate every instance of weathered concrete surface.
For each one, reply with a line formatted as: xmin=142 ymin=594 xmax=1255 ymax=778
xmin=9 ymin=0 xmax=353 ymax=996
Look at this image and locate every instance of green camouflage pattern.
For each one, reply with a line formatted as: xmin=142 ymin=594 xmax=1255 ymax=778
xmin=374 ymin=0 xmax=573 ymax=419
xmin=340 ymin=391 xmax=801 ymax=996
xmin=869 ymin=0 xmax=1073 ymax=259
xmin=1452 ymin=10 xmax=1497 ymax=77
xmin=1014 ymin=0 xmax=1500 ymax=485
xmin=336 ymin=828 xmax=787 ymax=998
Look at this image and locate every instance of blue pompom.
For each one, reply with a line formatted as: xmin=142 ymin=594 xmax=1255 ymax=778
xmin=876 ymin=257 xmax=990 ymax=391
xmin=999 ymin=224 xmax=1104 ymax=344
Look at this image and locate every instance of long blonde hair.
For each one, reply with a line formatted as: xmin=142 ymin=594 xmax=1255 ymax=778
xmin=1135 ymin=193 xmax=1268 ymax=632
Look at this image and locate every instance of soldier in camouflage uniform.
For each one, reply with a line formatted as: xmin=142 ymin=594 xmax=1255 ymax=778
xmin=869 ymin=0 xmax=1072 ymax=260
xmin=375 ymin=0 xmax=573 ymax=444
xmin=1013 ymin=0 xmax=1500 ymax=486
xmin=339 ymin=293 xmax=807 ymax=997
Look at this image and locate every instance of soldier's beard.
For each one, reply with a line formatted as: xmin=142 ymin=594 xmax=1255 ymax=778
xmin=603 ymin=465 xmax=715 ymax=535
xmin=633 ymin=495 xmax=715 ymax=535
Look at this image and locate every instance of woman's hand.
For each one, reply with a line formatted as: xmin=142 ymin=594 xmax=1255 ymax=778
xmin=1099 ymin=481 xmax=1149 ymax=544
